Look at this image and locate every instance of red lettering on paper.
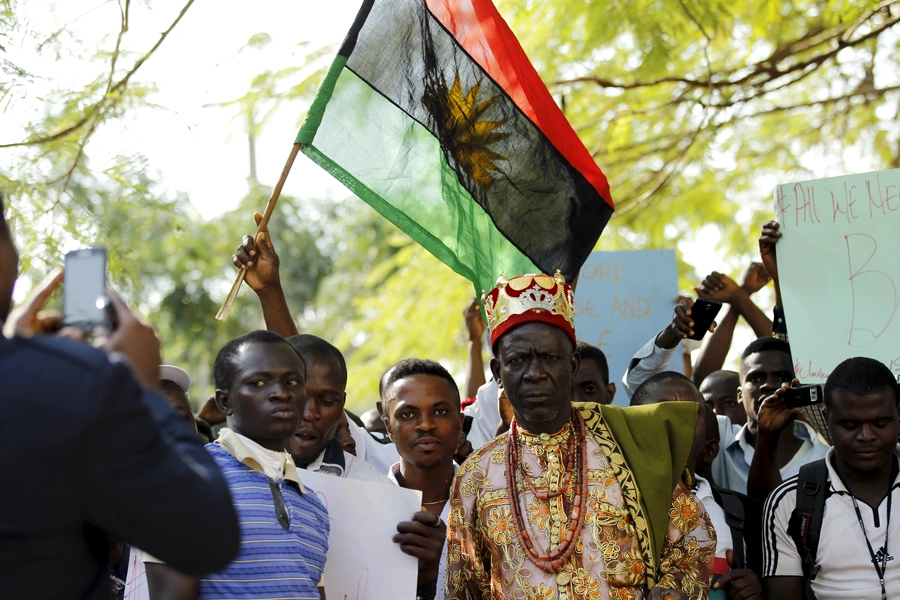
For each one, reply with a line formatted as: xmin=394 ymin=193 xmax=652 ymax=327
xmin=844 ymin=233 xmax=899 ymax=347
xmin=889 ymin=357 xmax=900 ymax=374
xmin=343 ymin=568 xmax=369 ymax=600
xmin=882 ymin=174 xmax=900 ymax=213
xmin=794 ymin=360 xmax=829 ymax=381
xmin=867 ymin=178 xmax=884 ymax=218
xmin=793 ymin=184 xmax=821 ymax=226
xmin=775 ymin=187 xmax=790 ymax=226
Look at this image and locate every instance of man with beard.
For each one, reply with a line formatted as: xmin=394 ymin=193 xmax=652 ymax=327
xmin=446 ymin=273 xmax=715 ymax=600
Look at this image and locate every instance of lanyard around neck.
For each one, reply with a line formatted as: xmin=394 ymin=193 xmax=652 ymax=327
xmin=850 ymin=489 xmax=892 ymax=600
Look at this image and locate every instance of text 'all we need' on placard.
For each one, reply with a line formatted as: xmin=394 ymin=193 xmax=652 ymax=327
xmin=775 ymin=167 xmax=900 ymax=383
xmin=574 ymin=250 xmax=682 ymax=405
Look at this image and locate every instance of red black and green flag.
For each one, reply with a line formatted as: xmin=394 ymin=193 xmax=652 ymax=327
xmin=297 ymin=0 xmax=613 ymax=295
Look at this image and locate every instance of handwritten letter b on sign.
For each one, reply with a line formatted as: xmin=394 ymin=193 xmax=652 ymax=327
xmin=776 ymin=168 xmax=900 ymax=382
xmin=296 ymin=469 xmax=422 ymax=600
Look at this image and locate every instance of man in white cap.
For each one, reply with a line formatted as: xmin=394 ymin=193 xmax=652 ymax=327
xmin=159 ymin=365 xmax=196 ymax=433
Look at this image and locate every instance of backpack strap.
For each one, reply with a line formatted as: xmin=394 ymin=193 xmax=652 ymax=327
xmin=712 ymin=486 xmax=746 ymax=570
xmin=787 ymin=458 xmax=829 ymax=600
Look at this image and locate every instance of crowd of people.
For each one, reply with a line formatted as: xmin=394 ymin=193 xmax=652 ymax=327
xmin=2 ymin=188 xmax=899 ymax=600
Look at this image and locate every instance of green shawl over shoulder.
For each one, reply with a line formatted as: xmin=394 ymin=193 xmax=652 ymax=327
xmin=575 ymin=401 xmax=698 ymax=572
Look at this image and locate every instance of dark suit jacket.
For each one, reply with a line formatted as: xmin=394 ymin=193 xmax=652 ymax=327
xmin=0 ymin=335 xmax=239 ymax=599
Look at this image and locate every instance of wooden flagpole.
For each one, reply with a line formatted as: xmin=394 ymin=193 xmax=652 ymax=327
xmin=215 ymin=143 xmax=302 ymax=321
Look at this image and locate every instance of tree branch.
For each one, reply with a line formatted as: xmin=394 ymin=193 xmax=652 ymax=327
xmin=551 ymin=3 xmax=900 ymax=96
xmin=48 ymin=0 xmax=131 ymax=198
xmin=0 ymin=0 xmax=196 ymax=150
xmin=613 ymin=121 xmax=706 ymax=218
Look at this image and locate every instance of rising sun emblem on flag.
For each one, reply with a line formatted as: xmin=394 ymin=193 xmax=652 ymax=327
xmin=423 ymin=72 xmax=509 ymax=190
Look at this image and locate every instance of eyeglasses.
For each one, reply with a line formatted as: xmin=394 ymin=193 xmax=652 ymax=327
xmin=269 ymin=478 xmax=291 ymax=531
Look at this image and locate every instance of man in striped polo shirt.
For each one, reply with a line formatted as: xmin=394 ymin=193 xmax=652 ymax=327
xmin=145 ymin=330 xmax=330 ymax=599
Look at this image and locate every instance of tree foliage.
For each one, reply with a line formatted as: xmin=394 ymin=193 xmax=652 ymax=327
xmin=500 ymin=0 xmax=900 ymax=262
xmin=2 ymin=0 xmax=899 ymax=409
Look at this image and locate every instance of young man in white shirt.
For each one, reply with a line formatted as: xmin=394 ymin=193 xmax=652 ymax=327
xmin=382 ymin=358 xmax=460 ymax=600
xmin=764 ymin=357 xmax=900 ymax=599
xmin=720 ymin=337 xmax=829 ymax=495
xmin=286 ymin=334 xmax=391 ymax=484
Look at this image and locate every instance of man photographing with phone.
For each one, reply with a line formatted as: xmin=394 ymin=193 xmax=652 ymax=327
xmin=0 ymin=192 xmax=240 ymax=599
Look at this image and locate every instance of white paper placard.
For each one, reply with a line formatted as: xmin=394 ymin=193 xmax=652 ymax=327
xmin=297 ymin=469 xmax=422 ymax=600
xmin=775 ymin=167 xmax=900 ymax=381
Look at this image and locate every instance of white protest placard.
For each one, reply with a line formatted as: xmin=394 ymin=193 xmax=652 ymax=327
xmin=123 ymin=547 xmax=149 ymax=600
xmin=573 ymin=250 xmax=682 ymax=405
xmin=775 ymin=167 xmax=900 ymax=382
xmin=297 ymin=469 xmax=422 ymax=600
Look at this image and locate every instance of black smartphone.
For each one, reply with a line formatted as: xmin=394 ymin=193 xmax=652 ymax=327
xmin=688 ymin=298 xmax=722 ymax=341
xmin=462 ymin=414 xmax=474 ymax=435
xmin=783 ymin=384 xmax=824 ymax=409
xmin=63 ymin=247 xmax=111 ymax=332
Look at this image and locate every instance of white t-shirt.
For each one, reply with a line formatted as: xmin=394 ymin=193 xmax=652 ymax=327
xmin=345 ymin=414 xmax=400 ymax=475
xmin=388 ymin=461 xmax=456 ymax=600
xmin=694 ymin=475 xmax=734 ymax=561
xmin=763 ymin=448 xmax=900 ymax=599
xmin=306 ymin=444 xmax=392 ymax=484
xmin=462 ymin=379 xmax=501 ymax=451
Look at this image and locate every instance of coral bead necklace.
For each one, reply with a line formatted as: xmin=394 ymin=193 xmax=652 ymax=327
xmin=506 ymin=411 xmax=589 ymax=573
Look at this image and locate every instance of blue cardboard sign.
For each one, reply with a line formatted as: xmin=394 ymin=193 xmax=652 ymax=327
xmin=574 ymin=250 xmax=681 ymax=405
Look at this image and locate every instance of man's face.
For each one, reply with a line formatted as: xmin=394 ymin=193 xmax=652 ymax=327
xmin=636 ymin=379 xmax=706 ymax=471
xmin=216 ymin=342 xmax=306 ymax=451
xmin=384 ymin=374 xmax=462 ymax=469
xmin=739 ymin=351 xmax=794 ymax=429
xmin=289 ymin=353 xmax=346 ymax=468
xmin=335 ymin=411 xmax=357 ymax=456
xmin=0 ymin=227 xmax=19 ymax=323
xmin=572 ymin=358 xmax=614 ymax=405
xmin=160 ymin=379 xmax=197 ymax=433
xmin=827 ymin=388 xmax=899 ymax=476
xmin=490 ymin=322 xmax=579 ymax=434
xmin=699 ymin=372 xmax=746 ymax=426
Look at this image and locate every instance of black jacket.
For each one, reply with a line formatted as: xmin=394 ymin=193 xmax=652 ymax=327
xmin=0 ymin=335 xmax=239 ymax=599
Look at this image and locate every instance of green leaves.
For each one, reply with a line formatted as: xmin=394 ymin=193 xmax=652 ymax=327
xmin=497 ymin=0 xmax=900 ymax=266
xmin=4 ymin=0 xmax=899 ymax=409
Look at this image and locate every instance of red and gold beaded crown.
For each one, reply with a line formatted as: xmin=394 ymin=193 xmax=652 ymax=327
xmin=482 ymin=271 xmax=576 ymax=348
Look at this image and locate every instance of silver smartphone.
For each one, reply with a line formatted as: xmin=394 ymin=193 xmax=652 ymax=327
xmin=63 ymin=247 xmax=110 ymax=332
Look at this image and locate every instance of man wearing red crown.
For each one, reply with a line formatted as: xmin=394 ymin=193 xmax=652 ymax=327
xmin=445 ymin=273 xmax=716 ymax=600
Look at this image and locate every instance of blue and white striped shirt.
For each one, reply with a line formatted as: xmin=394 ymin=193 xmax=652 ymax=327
xmin=199 ymin=442 xmax=330 ymax=599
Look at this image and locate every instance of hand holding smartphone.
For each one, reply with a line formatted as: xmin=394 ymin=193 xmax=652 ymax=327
xmin=782 ymin=384 xmax=824 ymax=409
xmin=687 ymin=298 xmax=722 ymax=341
